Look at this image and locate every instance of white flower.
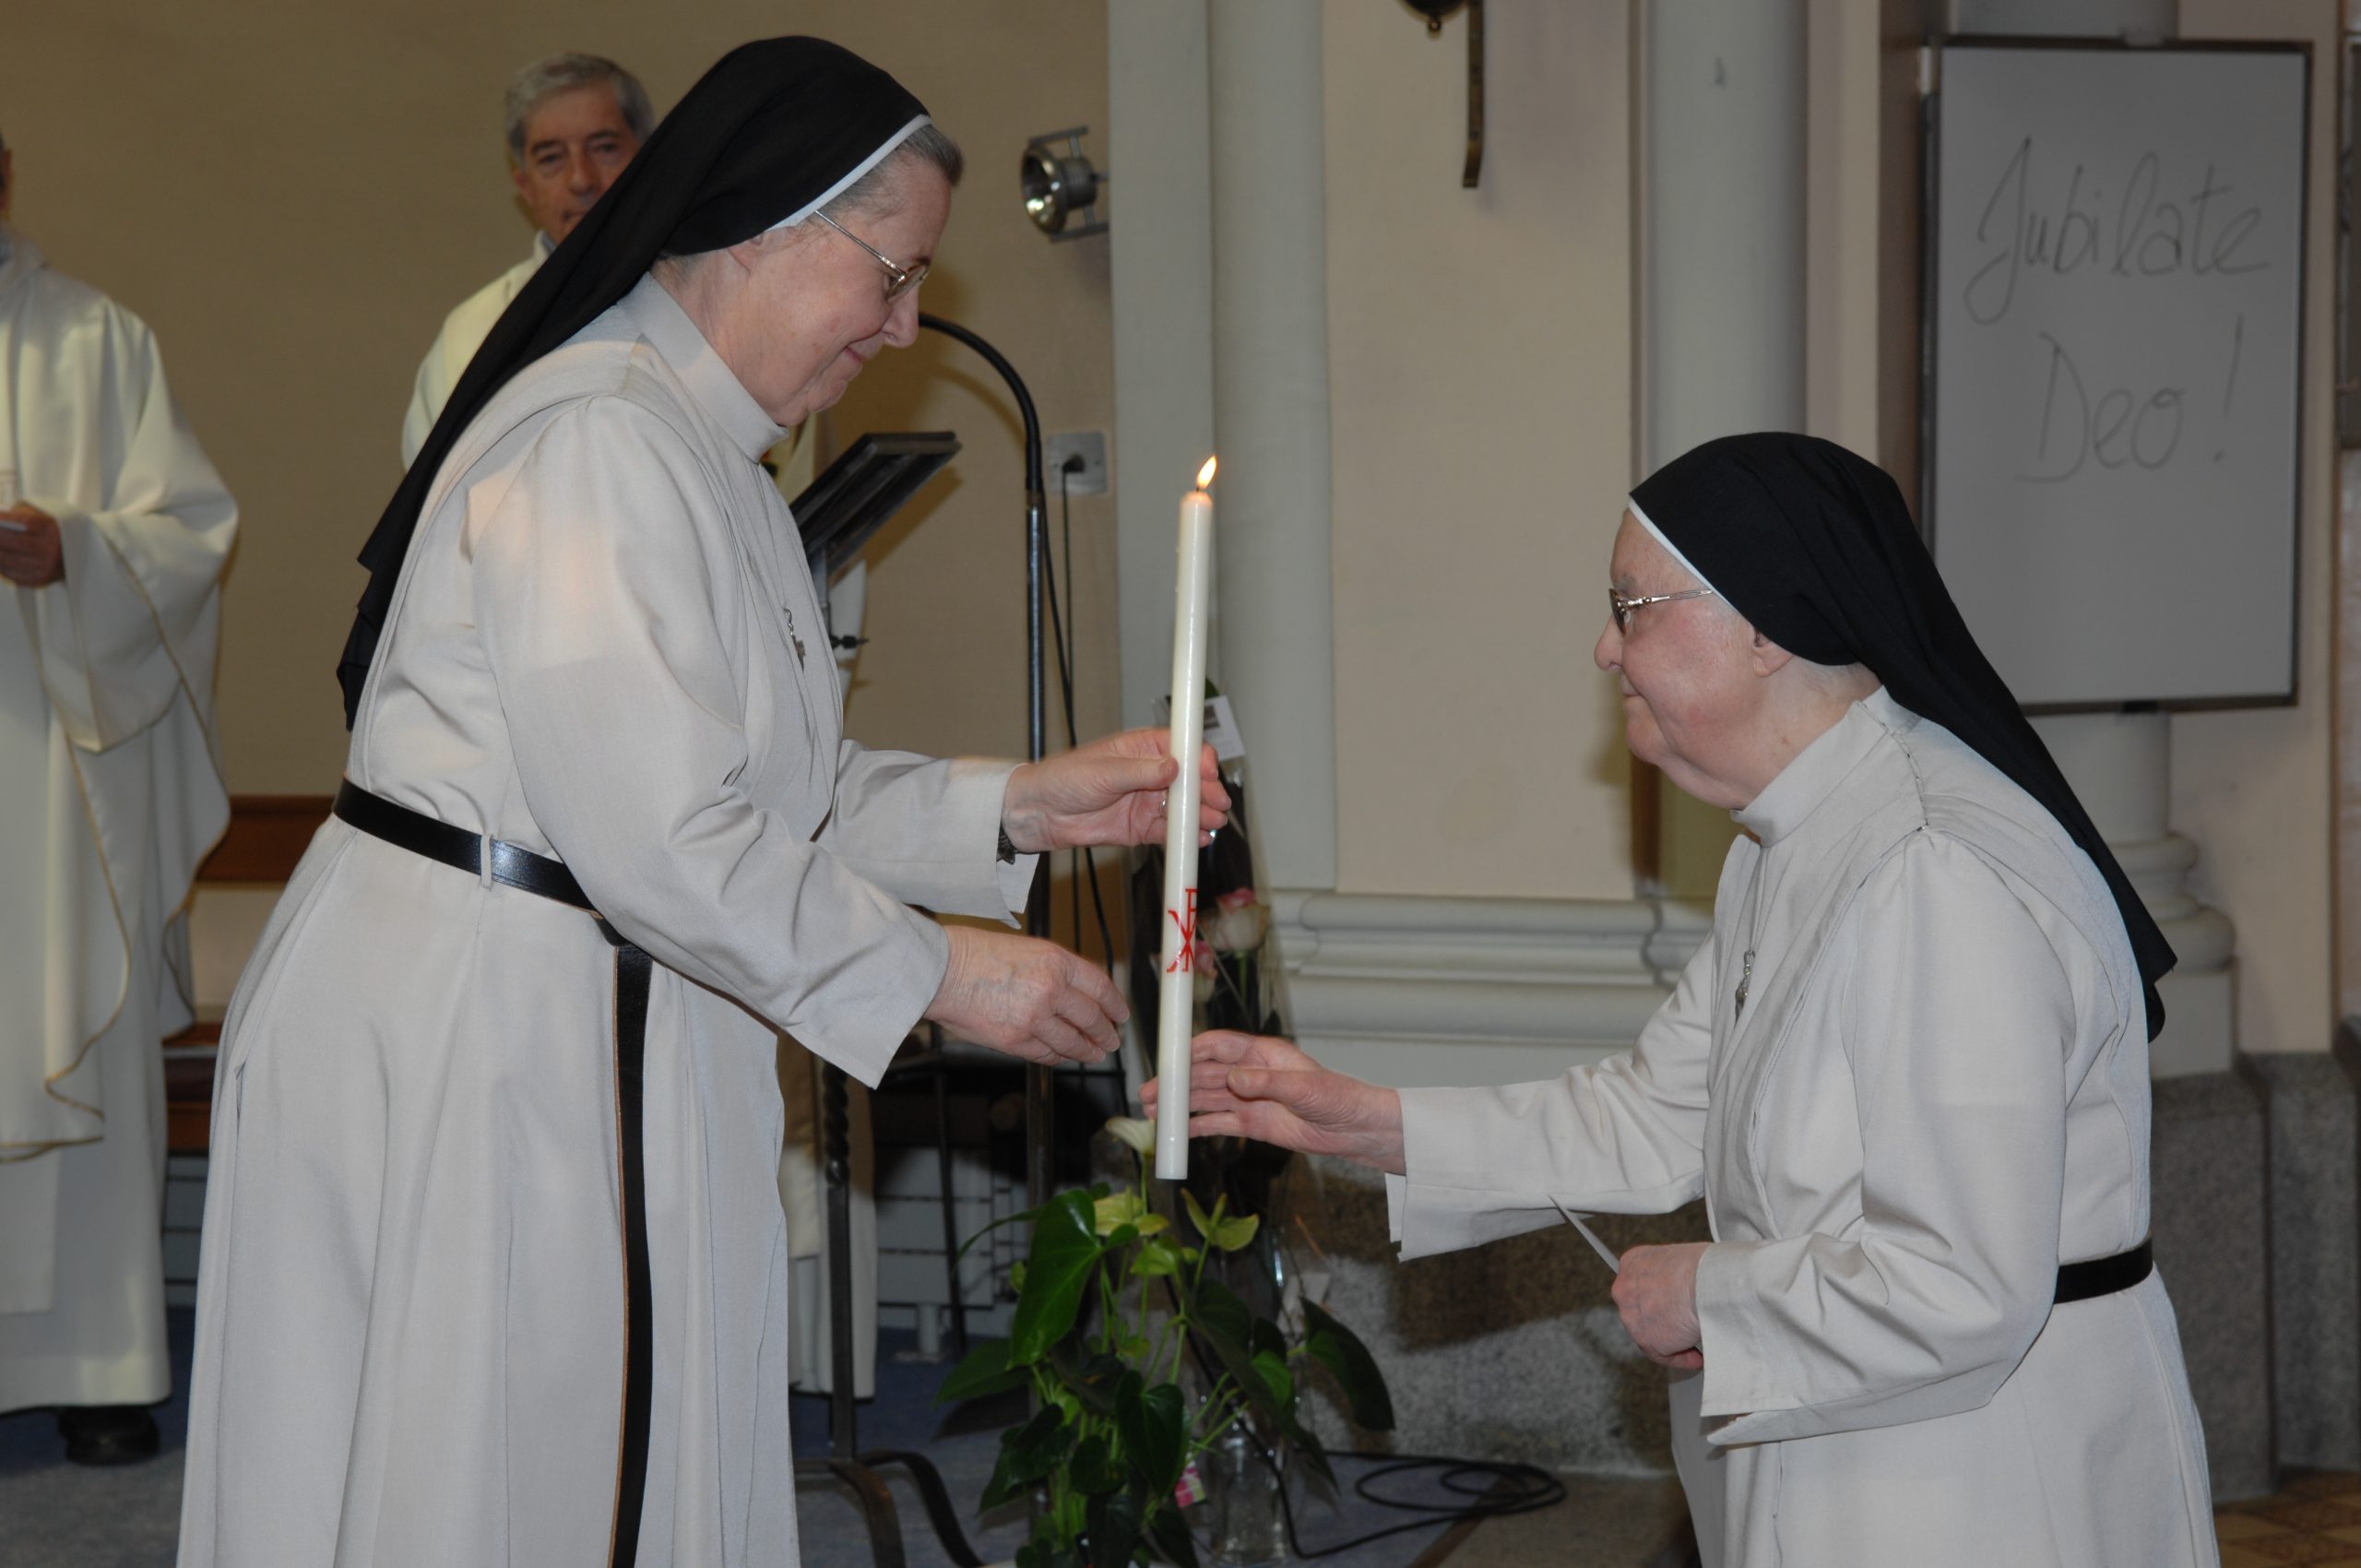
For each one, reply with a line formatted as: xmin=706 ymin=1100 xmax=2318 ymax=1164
xmin=1103 ymin=1116 xmax=1156 ymax=1156
xmin=1209 ymin=889 xmax=1268 ymax=954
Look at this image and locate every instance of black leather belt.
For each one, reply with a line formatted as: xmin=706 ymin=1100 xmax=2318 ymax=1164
xmin=333 ymin=780 xmax=595 ymax=910
xmin=2056 ymin=1239 xmax=2153 ymax=1305
xmin=332 ymin=781 xmax=654 ymax=1568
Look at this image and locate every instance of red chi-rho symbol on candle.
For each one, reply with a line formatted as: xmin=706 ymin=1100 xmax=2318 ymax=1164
xmin=1167 ymin=888 xmax=1200 ymax=974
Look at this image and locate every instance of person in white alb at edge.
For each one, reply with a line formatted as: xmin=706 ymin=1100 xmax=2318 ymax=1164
xmin=0 ymin=127 xmax=238 ymax=1466
xmin=399 ymin=51 xmax=652 ymax=467
xmin=1151 ymin=433 xmax=2216 ymax=1568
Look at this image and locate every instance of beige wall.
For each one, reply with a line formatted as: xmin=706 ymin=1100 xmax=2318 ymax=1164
xmin=12 ymin=0 xmax=1117 ymax=794
xmin=1323 ymin=0 xmax=1638 ymax=901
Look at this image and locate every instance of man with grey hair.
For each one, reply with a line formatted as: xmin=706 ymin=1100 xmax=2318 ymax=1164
xmin=399 ymin=53 xmax=654 ymax=465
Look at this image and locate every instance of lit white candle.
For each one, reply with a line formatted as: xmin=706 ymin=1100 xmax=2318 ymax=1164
xmin=1155 ymin=457 xmax=1216 ymax=1181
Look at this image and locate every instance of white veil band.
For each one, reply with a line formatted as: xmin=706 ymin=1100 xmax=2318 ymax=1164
xmin=764 ymin=114 xmax=932 ymax=232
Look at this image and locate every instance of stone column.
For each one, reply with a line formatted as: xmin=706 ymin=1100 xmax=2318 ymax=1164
xmin=2027 ymin=714 xmax=2236 ymax=1077
xmin=1642 ymin=0 xmax=1809 ymax=898
xmin=1204 ymin=0 xmax=1338 ymax=894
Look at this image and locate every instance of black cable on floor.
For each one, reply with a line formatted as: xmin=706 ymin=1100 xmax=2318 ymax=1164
xmin=1278 ymin=1446 xmax=1569 ymax=1558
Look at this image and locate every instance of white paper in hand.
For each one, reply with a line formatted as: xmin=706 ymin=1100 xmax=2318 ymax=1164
xmin=1552 ymin=1200 xmax=1621 ymax=1275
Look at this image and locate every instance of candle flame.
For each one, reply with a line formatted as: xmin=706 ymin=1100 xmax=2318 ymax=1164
xmin=1196 ymin=456 xmax=1218 ymax=491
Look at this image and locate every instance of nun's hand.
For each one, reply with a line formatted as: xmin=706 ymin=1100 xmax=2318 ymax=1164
xmin=927 ymin=927 xmax=1126 ymax=1066
xmin=1002 ymin=728 xmax=1228 ymax=853
xmin=1613 ymin=1242 xmax=1710 ymax=1371
xmin=1143 ymin=1030 xmax=1406 ymax=1175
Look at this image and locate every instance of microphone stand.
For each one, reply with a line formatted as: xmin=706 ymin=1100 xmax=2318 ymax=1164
xmin=918 ymin=313 xmax=1055 ymax=1215
xmin=794 ymin=315 xmax=1050 ymax=1568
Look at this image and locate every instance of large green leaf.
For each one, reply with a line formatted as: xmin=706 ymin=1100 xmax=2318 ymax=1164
xmin=1047 ymin=1344 xmax=1125 ymax=1420
xmin=1188 ymin=1277 xmax=1252 ymax=1356
xmin=1132 ymin=1235 xmax=1186 ymax=1278
xmin=1084 ymin=1479 xmax=1145 ymax=1568
xmin=1011 ymin=1190 xmax=1106 ymax=1366
xmin=1002 ymin=1403 xmax=1077 ymax=1486
xmin=1071 ymin=1431 xmax=1124 ymax=1495
xmin=1178 ymin=1187 xmax=1262 ymax=1253
xmin=1114 ymin=1372 xmax=1187 ymax=1497
xmin=1179 ymin=1188 xmax=1221 ymax=1245
xmin=1184 ymin=1277 xmax=1277 ymax=1435
xmin=1303 ymin=1300 xmax=1396 ymax=1431
xmin=1145 ymin=1502 xmax=1202 ymax=1568
xmin=1093 ymin=1189 xmax=1169 ymax=1240
xmin=1250 ymin=1349 xmax=1293 ymax=1412
xmin=1248 ymin=1316 xmax=1287 ymax=1365
xmin=979 ymin=1443 xmax=1025 ymax=1512
xmin=938 ymin=1337 xmax=1026 ymax=1404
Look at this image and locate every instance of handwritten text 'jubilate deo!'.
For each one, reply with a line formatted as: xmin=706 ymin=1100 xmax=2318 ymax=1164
xmin=1964 ymin=137 xmax=2271 ymax=484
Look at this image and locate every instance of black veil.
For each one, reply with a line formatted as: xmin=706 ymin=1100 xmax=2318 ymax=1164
xmin=338 ymin=36 xmax=931 ymax=726
xmin=1630 ymin=432 xmax=2175 ymax=1039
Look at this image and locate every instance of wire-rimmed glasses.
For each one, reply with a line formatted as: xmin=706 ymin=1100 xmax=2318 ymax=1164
xmin=1608 ymin=586 xmax=1718 ymax=635
xmin=811 ymin=209 xmax=929 ymax=303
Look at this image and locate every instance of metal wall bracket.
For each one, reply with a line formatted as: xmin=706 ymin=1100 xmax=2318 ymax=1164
xmin=1402 ymin=0 xmax=1486 ymax=188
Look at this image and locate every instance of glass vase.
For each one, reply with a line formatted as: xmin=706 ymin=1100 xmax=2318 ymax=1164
xmin=1204 ymin=1423 xmax=1288 ymax=1566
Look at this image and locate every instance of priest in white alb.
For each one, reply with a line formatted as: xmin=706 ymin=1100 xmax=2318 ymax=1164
xmin=0 ymin=127 xmax=238 ymax=1465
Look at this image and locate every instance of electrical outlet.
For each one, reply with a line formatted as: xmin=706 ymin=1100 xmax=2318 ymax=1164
xmin=1044 ymin=431 xmax=1109 ymax=496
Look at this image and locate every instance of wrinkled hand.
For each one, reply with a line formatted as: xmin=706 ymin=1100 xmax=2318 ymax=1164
xmin=926 ymin=925 xmax=1127 ymax=1066
xmin=1142 ymin=1029 xmax=1406 ymax=1174
xmin=1001 ymin=728 xmax=1228 ymax=854
xmin=0 ymin=505 xmax=63 ymax=587
xmin=1612 ymin=1241 xmax=1710 ymax=1371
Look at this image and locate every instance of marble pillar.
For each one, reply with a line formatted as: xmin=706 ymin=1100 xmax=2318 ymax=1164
xmin=2029 ymin=713 xmax=2236 ymax=1078
xmin=1642 ymin=0 xmax=1810 ymax=900
xmin=1204 ymin=0 xmax=1338 ymax=895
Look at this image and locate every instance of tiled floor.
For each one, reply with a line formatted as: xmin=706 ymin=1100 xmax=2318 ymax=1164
xmin=2216 ymin=1471 xmax=2361 ymax=1567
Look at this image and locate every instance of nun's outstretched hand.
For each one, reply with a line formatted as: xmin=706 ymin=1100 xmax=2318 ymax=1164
xmin=1143 ymin=1030 xmax=1406 ymax=1174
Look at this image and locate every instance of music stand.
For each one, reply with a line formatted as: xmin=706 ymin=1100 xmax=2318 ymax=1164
xmin=786 ymin=430 xmax=985 ymax=1568
xmin=793 ymin=432 xmax=960 ymax=632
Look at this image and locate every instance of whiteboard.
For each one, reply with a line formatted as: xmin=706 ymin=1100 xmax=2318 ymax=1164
xmin=1927 ymin=42 xmax=2308 ymax=707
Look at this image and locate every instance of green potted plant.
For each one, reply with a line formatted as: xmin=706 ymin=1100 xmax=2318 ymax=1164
xmin=940 ymin=1118 xmax=1395 ymax=1568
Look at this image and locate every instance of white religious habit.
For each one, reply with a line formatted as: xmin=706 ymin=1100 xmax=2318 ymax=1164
xmin=397 ymin=232 xmax=551 ymax=467
xmin=1389 ymin=690 xmax=2215 ymax=1568
xmin=403 ymin=232 xmax=875 ymax=1398
xmin=178 ymin=275 xmax=1036 ymax=1568
xmin=0 ymin=229 xmax=236 ymax=1410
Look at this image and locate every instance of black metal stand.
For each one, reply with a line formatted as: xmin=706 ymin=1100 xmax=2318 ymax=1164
xmin=792 ymin=319 xmax=1059 ymax=1564
xmin=791 ymin=1059 xmax=988 ymax=1568
xmin=917 ymin=314 xmax=1056 ymax=1215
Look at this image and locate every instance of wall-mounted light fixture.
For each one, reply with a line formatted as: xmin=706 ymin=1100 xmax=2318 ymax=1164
xmin=1021 ymin=126 xmax=1109 ymax=241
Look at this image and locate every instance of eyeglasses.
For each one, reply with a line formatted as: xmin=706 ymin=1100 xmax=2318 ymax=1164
xmin=1608 ymin=586 xmax=1718 ymax=635
xmin=811 ymin=209 xmax=929 ymax=303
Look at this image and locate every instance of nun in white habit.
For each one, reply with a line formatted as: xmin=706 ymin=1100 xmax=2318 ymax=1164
xmin=1153 ymin=434 xmax=2214 ymax=1568
xmin=179 ymin=38 xmax=1223 ymax=1568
